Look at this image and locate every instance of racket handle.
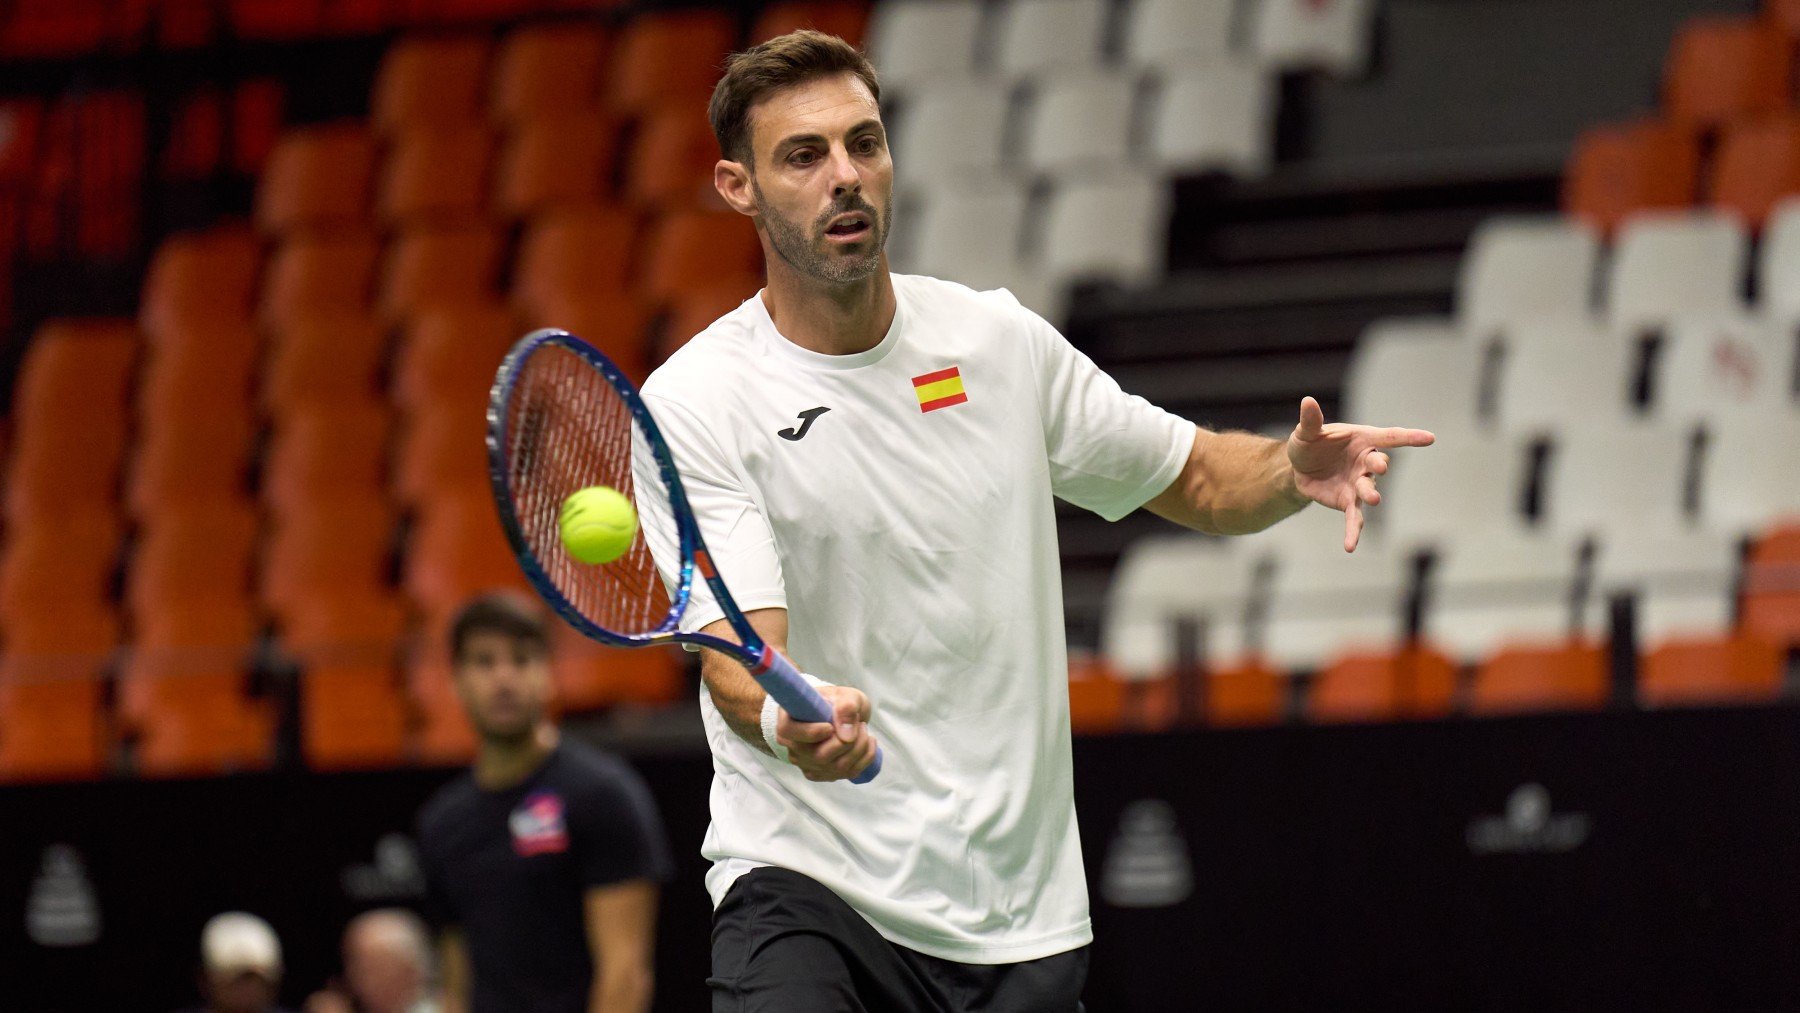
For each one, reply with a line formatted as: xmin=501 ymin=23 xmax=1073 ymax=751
xmin=751 ymin=646 xmax=883 ymax=785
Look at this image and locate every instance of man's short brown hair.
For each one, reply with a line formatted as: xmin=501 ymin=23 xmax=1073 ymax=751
xmin=449 ymin=591 xmax=550 ymax=662
xmin=708 ymin=29 xmax=882 ymax=166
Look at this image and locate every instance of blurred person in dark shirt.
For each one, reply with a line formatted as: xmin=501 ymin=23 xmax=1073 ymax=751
xmin=416 ymin=592 xmax=673 ymax=1013
xmin=177 ymin=912 xmax=298 ymax=1013
xmin=304 ymin=908 xmax=440 ymax=1013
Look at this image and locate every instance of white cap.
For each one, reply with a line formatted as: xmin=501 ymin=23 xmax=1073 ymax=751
xmin=201 ymin=912 xmax=282 ymax=977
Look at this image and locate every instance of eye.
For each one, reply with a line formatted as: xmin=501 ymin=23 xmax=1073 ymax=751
xmin=855 ymin=135 xmax=879 ymax=155
xmin=789 ymin=149 xmax=818 ymax=166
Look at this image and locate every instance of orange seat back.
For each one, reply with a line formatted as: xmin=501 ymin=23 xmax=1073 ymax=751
xmin=1709 ymin=116 xmax=1800 ymax=228
xmin=1640 ymin=633 xmax=1783 ymax=705
xmin=491 ymin=23 xmax=610 ymax=121
xmin=1665 ymin=17 xmax=1791 ymax=128
xmin=1564 ymin=120 xmax=1701 ymax=234
xmin=1310 ymin=644 xmax=1459 ymax=723
xmin=1470 ymin=641 xmax=1609 ymax=715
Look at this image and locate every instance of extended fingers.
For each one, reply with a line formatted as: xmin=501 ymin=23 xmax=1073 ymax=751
xmin=1343 ymin=497 xmax=1364 ymax=553
xmin=1373 ymin=426 xmax=1435 ymax=449
xmin=1296 ymin=396 xmax=1326 ymax=440
xmin=1366 ymin=451 xmax=1390 ymax=475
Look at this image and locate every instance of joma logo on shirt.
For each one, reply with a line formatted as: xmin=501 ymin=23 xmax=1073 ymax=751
xmin=777 ymin=407 xmax=830 ymax=441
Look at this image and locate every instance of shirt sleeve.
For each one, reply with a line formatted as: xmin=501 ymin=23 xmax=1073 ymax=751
xmin=572 ymin=757 xmax=676 ymax=888
xmin=633 ymin=392 xmax=786 ymax=634
xmin=1011 ymin=292 xmax=1193 ymax=521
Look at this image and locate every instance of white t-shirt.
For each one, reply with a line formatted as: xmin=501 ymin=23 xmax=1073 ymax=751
xmin=635 ymin=273 xmax=1191 ymax=964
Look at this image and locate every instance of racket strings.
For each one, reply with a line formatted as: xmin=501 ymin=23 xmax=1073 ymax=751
xmin=505 ymin=345 xmax=672 ymax=636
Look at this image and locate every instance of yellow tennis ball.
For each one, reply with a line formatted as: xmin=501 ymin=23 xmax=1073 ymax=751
xmin=559 ymin=486 xmax=638 ymax=565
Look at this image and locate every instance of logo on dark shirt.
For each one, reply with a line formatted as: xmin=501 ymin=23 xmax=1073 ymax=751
xmin=509 ymin=791 xmax=570 ymax=857
xmin=777 ymin=407 xmax=830 ymax=441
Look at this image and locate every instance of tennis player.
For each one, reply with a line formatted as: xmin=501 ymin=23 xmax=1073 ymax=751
xmin=635 ymin=30 xmax=1434 ymax=1012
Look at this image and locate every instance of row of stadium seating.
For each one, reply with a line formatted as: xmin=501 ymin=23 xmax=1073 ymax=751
xmin=1089 ymin=1 xmax=1800 ymax=729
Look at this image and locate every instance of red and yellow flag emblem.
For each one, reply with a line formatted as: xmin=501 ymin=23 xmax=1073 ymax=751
xmin=912 ymin=366 xmax=967 ymax=413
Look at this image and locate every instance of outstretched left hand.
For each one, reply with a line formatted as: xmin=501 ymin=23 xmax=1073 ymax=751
xmin=1286 ymin=396 xmax=1435 ymax=553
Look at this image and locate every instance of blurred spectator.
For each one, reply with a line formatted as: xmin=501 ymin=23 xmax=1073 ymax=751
xmin=304 ymin=908 xmax=440 ymax=1013
xmin=415 ymin=592 xmax=673 ymax=1013
xmin=178 ymin=912 xmax=298 ymax=1013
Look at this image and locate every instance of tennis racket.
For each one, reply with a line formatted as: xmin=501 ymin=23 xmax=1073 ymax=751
xmin=486 ymin=328 xmax=882 ymax=784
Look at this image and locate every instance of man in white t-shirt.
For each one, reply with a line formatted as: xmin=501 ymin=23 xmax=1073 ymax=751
xmin=635 ymin=30 xmax=1434 ymax=1012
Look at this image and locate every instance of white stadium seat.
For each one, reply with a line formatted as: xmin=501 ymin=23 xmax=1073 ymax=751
xmin=1541 ymin=421 xmax=1695 ymax=538
xmin=1040 ymin=170 xmax=1168 ymax=288
xmin=904 ymin=179 xmax=1031 ymax=293
xmin=1456 ymin=216 xmax=1600 ymax=335
xmin=1380 ymin=429 xmax=1535 ymax=549
xmin=993 ymin=0 xmax=1109 ymax=80
xmin=1427 ymin=530 xmax=1585 ymax=662
xmin=1124 ymin=0 xmax=1240 ymax=68
xmin=1588 ymin=529 xmax=1740 ymax=645
xmin=1342 ymin=317 xmax=1481 ymax=436
xmin=1147 ymin=59 xmax=1274 ymax=177
xmin=1023 ymin=70 xmax=1138 ymax=178
xmin=1651 ymin=314 xmax=1791 ymax=424
xmin=1249 ymin=0 xmax=1376 ymax=76
xmin=1261 ymin=532 xmax=1410 ymax=670
xmin=1605 ymin=211 xmax=1749 ymax=331
xmin=1103 ymin=535 xmax=1258 ymax=678
xmin=1760 ymin=198 xmax=1800 ymax=322
xmin=1698 ymin=409 xmax=1800 ymax=535
xmin=887 ymin=78 xmax=1013 ymax=190
xmin=868 ymin=0 xmax=986 ymax=95
xmin=1492 ymin=317 xmax=1635 ymax=432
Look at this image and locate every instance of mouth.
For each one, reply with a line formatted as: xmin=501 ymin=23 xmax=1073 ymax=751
xmin=823 ymin=212 xmax=872 ymax=243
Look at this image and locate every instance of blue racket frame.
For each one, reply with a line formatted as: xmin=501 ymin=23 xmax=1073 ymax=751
xmin=487 ymin=329 xmax=881 ymax=784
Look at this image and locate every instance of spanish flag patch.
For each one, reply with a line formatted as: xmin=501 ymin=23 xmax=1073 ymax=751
xmin=912 ymin=366 xmax=967 ymax=413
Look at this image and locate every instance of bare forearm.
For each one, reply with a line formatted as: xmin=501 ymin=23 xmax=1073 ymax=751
xmin=697 ymin=610 xmax=788 ymax=755
xmin=591 ymin=965 xmax=652 ymax=1013
xmin=1147 ymin=428 xmax=1309 ymax=535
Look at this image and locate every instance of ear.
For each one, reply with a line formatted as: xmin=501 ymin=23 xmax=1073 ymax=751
xmin=714 ymin=158 xmax=756 ymax=217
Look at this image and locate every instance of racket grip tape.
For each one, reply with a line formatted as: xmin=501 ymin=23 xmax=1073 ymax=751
xmin=751 ymin=645 xmax=883 ymax=784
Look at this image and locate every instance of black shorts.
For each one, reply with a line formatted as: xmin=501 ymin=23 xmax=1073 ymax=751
xmin=708 ymin=866 xmax=1088 ymax=1013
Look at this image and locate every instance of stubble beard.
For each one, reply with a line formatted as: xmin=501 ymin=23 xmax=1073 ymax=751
xmin=752 ymin=178 xmax=891 ymax=285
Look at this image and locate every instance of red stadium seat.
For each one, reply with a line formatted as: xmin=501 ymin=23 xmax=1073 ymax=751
xmin=1205 ymin=661 xmax=1286 ymax=727
xmin=262 ymin=312 xmax=390 ymax=416
xmin=12 ymin=319 xmax=138 ymax=421
xmin=625 ymin=105 xmax=724 ymax=210
xmin=373 ymin=35 xmax=491 ymax=133
xmin=513 ymin=205 xmax=639 ymax=319
xmin=1563 ymin=120 xmax=1701 ymax=234
xmin=2 ymin=604 xmax=120 ymax=655
xmin=655 ymin=278 xmax=758 ymax=362
xmin=1067 ymin=657 xmax=1126 ymax=733
xmin=1664 ymin=17 xmax=1790 ymax=129
xmin=392 ymin=303 xmax=517 ymax=413
xmin=1743 ymin=525 xmax=1800 ymax=650
xmin=303 ymin=661 xmax=411 ymax=770
xmin=138 ymin=318 xmax=261 ymax=419
xmin=1469 ymin=641 xmax=1608 ymax=715
xmin=262 ymin=402 xmax=394 ymax=514
xmin=491 ymin=23 xmax=610 ymax=121
xmin=278 ymin=591 xmax=407 ymax=661
xmin=1639 ymin=633 xmax=1783 ymax=706
xmin=1710 ymin=116 xmax=1800 ymax=228
xmin=552 ymin=622 xmax=683 ymax=711
xmin=259 ymin=229 xmax=381 ymax=329
xmin=134 ymin=598 xmax=262 ymax=652
xmin=261 ymin=494 xmax=399 ymax=617
xmin=394 ymin=402 xmax=489 ymax=508
xmin=529 ymin=291 xmax=654 ymax=381
xmin=0 ymin=656 xmax=108 ymax=782
xmin=404 ymin=492 xmax=530 ymax=616
xmin=641 ymin=209 xmax=763 ymax=307
xmin=752 ymin=1 xmax=871 ymax=45
xmin=255 ymin=123 xmax=376 ymax=234
xmin=126 ymin=419 xmax=256 ymax=520
xmin=125 ymin=502 xmax=260 ymax=614
xmin=494 ymin=114 xmax=620 ymax=219
xmin=377 ymin=123 xmax=493 ymax=227
xmin=139 ymin=227 xmax=262 ymax=338
xmin=122 ymin=653 xmax=273 ymax=776
xmin=609 ymin=11 xmax=738 ymax=118
xmin=1308 ymin=645 xmax=1458 ymax=723
xmin=380 ymin=223 xmax=504 ymax=322
xmin=1773 ymin=0 xmax=1800 ymax=35
xmin=410 ymin=656 xmax=478 ymax=764
xmin=0 ymin=507 xmax=123 ymax=615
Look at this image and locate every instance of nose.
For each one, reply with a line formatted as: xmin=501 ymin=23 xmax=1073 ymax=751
xmin=827 ymin=143 xmax=861 ymax=199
